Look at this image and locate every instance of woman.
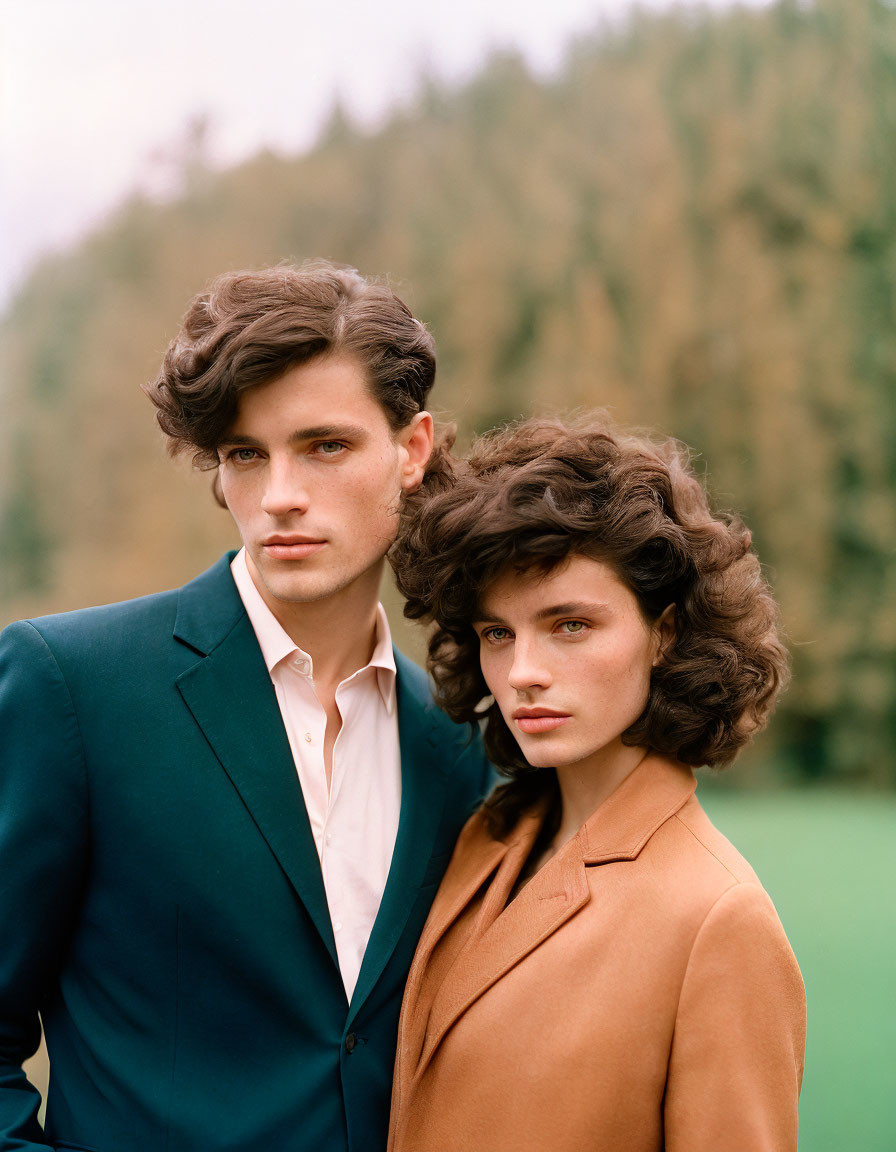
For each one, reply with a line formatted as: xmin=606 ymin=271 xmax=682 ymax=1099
xmin=387 ymin=415 xmax=806 ymax=1152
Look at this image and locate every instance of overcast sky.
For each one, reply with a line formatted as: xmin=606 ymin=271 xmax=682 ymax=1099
xmin=0 ymin=0 xmax=771 ymax=308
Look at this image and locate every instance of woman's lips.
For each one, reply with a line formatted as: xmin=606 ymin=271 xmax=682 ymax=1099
xmin=262 ymin=540 xmax=327 ymax=560
xmin=514 ymin=715 xmax=571 ymax=734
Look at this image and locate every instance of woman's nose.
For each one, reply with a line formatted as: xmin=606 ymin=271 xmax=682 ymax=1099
xmin=506 ymin=638 xmax=552 ymax=692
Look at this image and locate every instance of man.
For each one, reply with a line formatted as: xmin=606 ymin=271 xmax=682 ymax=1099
xmin=0 ymin=261 xmax=491 ymax=1151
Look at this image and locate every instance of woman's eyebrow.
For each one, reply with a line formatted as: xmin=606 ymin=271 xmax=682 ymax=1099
xmin=217 ymin=433 xmax=262 ymax=449
xmin=534 ymin=601 xmax=611 ymax=620
xmin=474 ymin=601 xmax=612 ymax=626
xmin=472 ymin=608 xmax=508 ymax=626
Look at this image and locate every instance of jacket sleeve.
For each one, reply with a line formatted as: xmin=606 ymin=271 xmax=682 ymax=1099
xmin=664 ymin=881 xmax=806 ymax=1152
xmin=0 ymin=622 xmax=89 ymax=1150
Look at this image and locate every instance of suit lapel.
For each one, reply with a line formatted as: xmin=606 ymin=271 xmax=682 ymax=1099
xmin=173 ymin=555 xmax=338 ymax=968
xmin=347 ymin=651 xmax=451 ymax=1023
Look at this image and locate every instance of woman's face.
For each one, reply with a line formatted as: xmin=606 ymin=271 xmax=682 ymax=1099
xmin=473 ymin=555 xmax=672 ymax=776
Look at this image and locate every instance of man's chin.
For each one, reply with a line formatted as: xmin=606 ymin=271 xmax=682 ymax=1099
xmin=248 ymin=547 xmax=385 ymax=609
xmin=258 ymin=574 xmax=340 ymax=606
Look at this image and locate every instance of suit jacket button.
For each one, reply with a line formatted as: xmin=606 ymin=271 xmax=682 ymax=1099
xmin=345 ymin=1032 xmax=357 ymax=1053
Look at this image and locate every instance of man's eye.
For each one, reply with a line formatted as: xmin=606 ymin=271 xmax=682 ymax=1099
xmin=230 ymin=448 xmax=258 ymax=463
xmin=315 ymin=441 xmax=346 ymax=456
xmin=558 ymin=620 xmax=588 ymax=634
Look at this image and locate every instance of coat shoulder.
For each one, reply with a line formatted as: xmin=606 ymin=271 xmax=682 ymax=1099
xmin=394 ymin=649 xmax=484 ymax=754
xmin=394 ymin=649 xmax=493 ymax=805
xmin=0 ymin=591 xmax=181 ymax=692
xmin=624 ymin=791 xmax=772 ymax=938
xmin=1 ymin=553 xmax=238 ymax=674
xmin=635 ymin=792 xmax=799 ymax=998
xmin=669 ymin=792 xmax=761 ymax=887
xmin=10 ymin=585 xmax=180 ymax=647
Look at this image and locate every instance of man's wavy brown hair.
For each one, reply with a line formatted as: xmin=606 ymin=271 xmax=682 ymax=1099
xmin=390 ymin=414 xmax=790 ymax=835
xmin=144 ymin=259 xmax=436 ymax=467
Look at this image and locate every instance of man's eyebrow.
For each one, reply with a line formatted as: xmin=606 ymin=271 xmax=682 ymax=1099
xmin=289 ymin=424 xmax=370 ymax=443
xmin=217 ymin=424 xmax=370 ymax=449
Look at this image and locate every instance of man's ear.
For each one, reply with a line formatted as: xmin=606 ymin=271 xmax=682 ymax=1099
xmin=397 ymin=412 xmax=435 ymax=492
xmin=212 ymin=468 xmax=228 ymax=509
xmin=652 ymin=604 xmax=676 ymax=667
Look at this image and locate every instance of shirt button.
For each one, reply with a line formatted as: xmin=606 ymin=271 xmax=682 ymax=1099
xmin=345 ymin=1033 xmax=357 ymax=1053
xmin=334 ymin=921 xmax=342 ymax=932
xmin=325 ymin=833 xmax=332 ymax=845
xmin=304 ymin=732 xmax=312 ymax=743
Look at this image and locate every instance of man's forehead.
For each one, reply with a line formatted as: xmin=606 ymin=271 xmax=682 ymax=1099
xmin=219 ymin=358 xmax=394 ymax=444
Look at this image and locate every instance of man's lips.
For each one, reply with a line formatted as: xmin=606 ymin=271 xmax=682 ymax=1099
xmin=262 ymin=536 xmax=327 ymax=560
xmin=512 ymin=708 xmax=572 ymax=734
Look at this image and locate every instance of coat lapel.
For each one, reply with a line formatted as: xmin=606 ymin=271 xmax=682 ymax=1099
xmin=408 ymin=754 xmax=697 ymax=1081
xmin=394 ymin=818 xmax=511 ymax=1086
xmin=413 ymin=810 xmax=590 ymax=1079
xmin=347 ymin=651 xmax=453 ymax=1023
xmin=173 ymin=554 xmax=338 ymax=969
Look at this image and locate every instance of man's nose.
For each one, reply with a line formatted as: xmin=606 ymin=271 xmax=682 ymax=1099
xmin=260 ymin=459 xmax=310 ymax=517
xmin=506 ymin=637 xmax=552 ymax=692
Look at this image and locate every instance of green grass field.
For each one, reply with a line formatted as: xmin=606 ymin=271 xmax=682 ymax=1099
xmin=698 ymin=785 xmax=896 ymax=1152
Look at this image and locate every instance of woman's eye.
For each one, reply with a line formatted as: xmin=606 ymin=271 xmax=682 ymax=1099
xmin=482 ymin=626 xmax=512 ymax=644
xmin=230 ymin=448 xmax=258 ymax=463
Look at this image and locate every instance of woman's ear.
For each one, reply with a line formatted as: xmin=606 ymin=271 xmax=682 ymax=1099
xmin=652 ymin=604 xmax=676 ymax=667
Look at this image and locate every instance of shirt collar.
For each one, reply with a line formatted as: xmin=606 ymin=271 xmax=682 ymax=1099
xmin=230 ymin=548 xmax=397 ymax=713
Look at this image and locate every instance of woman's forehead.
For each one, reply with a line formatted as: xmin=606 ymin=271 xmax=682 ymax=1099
xmin=476 ymin=555 xmax=632 ymax=618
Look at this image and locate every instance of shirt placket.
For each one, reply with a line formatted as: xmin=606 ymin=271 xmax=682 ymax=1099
xmin=287 ymin=661 xmax=329 ymax=854
xmin=324 ymin=679 xmax=363 ymax=939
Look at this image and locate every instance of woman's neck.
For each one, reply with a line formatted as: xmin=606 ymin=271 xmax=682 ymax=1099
xmin=507 ymin=744 xmax=651 ymax=901
xmin=549 ymin=742 xmax=650 ymax=858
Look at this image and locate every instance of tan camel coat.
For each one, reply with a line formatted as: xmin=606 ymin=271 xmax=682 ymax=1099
xmin=388 ymin=754 xmax=806 ymax=1152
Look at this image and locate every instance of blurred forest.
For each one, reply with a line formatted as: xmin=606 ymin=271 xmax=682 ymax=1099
xmin=1 ymin=0 xmax=894 ymax=785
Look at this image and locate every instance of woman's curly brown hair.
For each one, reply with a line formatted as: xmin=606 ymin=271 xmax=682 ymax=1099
xmin=390 ymin=413 xmax=790 ymax=836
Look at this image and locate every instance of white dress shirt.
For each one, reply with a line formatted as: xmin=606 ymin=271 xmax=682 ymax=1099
xmin=231 ymin=548 xmax=402 ymax=1001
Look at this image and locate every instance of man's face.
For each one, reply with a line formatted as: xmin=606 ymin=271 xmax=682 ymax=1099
xmin=217 ymin=354 xmax=432 ymax=614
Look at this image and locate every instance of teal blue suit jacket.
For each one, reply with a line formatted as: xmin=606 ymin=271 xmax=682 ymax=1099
xmin=0 ymin=554 xmax=491 ymax=1151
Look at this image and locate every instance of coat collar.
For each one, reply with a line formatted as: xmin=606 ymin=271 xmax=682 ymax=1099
xmin=172 ymin=550 xmax=244 ymax=656
xmin=402 ymin=753 xmax=696 ymax=1083
xmin=578 ymin=752 xmax=697 ymax=863
xmin=172 ymin=554 xmax=456 ymax=1017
